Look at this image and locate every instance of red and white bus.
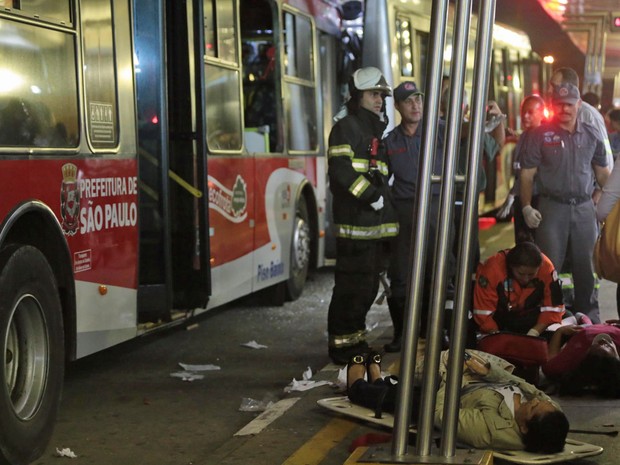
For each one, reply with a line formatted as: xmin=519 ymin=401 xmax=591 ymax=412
xmin=0 ymin=0 xmax=343 ymax=462
xmin=0 ymin=0 xmax=545 ymax=461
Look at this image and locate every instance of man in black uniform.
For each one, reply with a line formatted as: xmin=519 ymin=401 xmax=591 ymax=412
xmin=383 ymin=81 xmax=453 ymax=352
xmin=327 ymin=67 xmax=398 ymax=364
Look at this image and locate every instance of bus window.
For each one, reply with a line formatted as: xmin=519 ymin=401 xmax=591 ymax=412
xmin=396 ymin=15 xmax=414 ymax=78
xmin=0 ymin=18 xmax=78 ymax=148
xmin=494 ymin=48 xmax=511 ymax=121
xmin=204 ymin=0 xmax=242 ymax=151
xmin=81 ymin=0 xmax=119 ymax=149
xmin=241 ymin=0 xmax=281 ymax=153
xmin=283 ymin=10 xmax=317 ymax=152
xmin=4 ymin=0 xmax=72 ymax=25
xmin=416 ymin=30 xmax=429 ymax=89
xmin=204 ymin=0 xmax=237 ymax=63
xmin=522 ymin=57 xmax=543 ymax=97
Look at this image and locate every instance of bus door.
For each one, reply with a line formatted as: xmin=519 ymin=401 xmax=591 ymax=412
xmin=165 ymin=0 xmax=212 ymax=311
xmin=134 ymin=0 xmax=176 ymax=322
xmin=134 ymin=0 xmax=211 ymax=320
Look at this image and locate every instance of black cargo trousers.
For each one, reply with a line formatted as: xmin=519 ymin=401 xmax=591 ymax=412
xmin=328 ymin=237 xmax=390 ymax=351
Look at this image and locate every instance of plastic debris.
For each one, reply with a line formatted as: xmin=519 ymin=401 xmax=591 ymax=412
xmin=241 ymin=340 xmax=268 ymax=349
xmin=55 ymin=447 xmax=78 ymax=458
xmin=366 ymin=321 xmax=379 ymax=332
xmin=239 ymin=397 xmax=275 ymax=412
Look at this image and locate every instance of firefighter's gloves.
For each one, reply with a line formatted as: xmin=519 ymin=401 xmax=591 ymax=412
xmin=496 ymin=194 xmax=515 ymax=219
xmin=370 ymin=196 xmax=384 ymax=211
xmin=522 ymin=205 xmax=542 ymax=228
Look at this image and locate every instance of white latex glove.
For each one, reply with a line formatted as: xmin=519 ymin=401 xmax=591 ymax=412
xmin=496 ymin=194 xmax=515 ymax=219
xmin=522 ymin=205 xmax=542 ymax=228
xmin=370 ymin=196 xmax=384 ymax=211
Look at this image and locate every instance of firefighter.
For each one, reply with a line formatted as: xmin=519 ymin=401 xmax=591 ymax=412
xmin=327 ymin=67 xmax=398 ymax=364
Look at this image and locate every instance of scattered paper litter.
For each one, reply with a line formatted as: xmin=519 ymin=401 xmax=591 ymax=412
xmin=284 ymin=366 xmax=331 ymax=392
xmin=171 ymin=362 xmax=220 ymax=381
xmin=55 ymin=447 xmax=77 ymax=458
xmin=284 ymin=378 xmax=331 ymax=392
xmin=241 ymin=340 xmax=268 ymax=349
xmin=178 ymin=363 xmax=221 ymax=371
xmin=170 ymin=371 xmax=205 ymax=381
xmin=336 ymin=366 xmax=347 ymax=388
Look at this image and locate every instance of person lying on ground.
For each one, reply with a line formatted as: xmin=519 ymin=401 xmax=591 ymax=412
xmin=346 ymin=350 xmax=569 ymax=452
xmin=543 ymin=323 xmax=620 ymax=397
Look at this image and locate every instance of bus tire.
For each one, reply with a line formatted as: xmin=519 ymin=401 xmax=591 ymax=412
xmin=0 ymin=245 xmax=64 ymax=465
xmin=286 ymin=196 xmax=311 ymax=300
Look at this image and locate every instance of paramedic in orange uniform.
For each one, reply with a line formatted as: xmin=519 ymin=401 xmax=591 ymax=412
xmin=473 ymin=241 xmax=565 ymax=336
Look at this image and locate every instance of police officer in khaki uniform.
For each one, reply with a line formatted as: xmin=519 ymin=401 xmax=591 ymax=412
xmin=520 ymin=83 xmax=611 ymax=325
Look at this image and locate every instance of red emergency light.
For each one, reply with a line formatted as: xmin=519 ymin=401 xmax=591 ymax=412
xmin=612 ymin=13 xmax=620 ymax=30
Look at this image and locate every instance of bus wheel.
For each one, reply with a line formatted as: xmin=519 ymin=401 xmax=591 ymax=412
xmin=0 ymin=245 xmax=64 ymax=465
xmin=286 ymin=196 xmax=311 ymax=300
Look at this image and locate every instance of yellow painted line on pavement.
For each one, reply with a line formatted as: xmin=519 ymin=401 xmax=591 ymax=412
xmin=282 ymin=417 xmax=357 ymax=465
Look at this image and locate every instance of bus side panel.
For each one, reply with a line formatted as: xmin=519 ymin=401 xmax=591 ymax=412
xmin=205 ymin=156 xmax=315 ymax=309
xmin=0 ymin=158 xmax=139 ymax=357
xmin=205 ymin=156 xmax=256 ymax=308
xmin=252 ymin=164 xmax=305 ymax=292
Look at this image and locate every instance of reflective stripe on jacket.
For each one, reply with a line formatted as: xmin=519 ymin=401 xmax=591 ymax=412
xmin=328 ymin=108 xmax=398 ymax=240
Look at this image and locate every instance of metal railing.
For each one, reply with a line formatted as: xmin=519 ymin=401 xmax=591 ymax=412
xmin=361 ymin=0 xmax=497 ymax=462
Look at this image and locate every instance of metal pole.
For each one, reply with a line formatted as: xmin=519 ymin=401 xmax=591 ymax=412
xmin=363 ymin=0 xmax=395 ymax=131
xmin=442 ymin=0 xmax=497 ymax=455
xmin=390 ymin=0 xmax=449 ymax=457
xmin=415 ymin=0 xmax=472 ymax=455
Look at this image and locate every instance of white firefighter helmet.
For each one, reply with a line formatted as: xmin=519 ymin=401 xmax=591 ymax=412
xmin=350 ymin=67 xmax=392 ymax=96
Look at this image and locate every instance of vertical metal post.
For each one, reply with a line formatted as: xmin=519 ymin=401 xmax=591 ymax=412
xmin=415 ymin=0 xmax=472 ymax=456
xmin=390 ymin=0 xmax=449 ymax=457
xmin=381 ymin=0 xmax=497 ymax=462
xmin=442 ymin=0 xmax=497 ymax=454
xmin=363 ymin=1 xmax=396 ymax=131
